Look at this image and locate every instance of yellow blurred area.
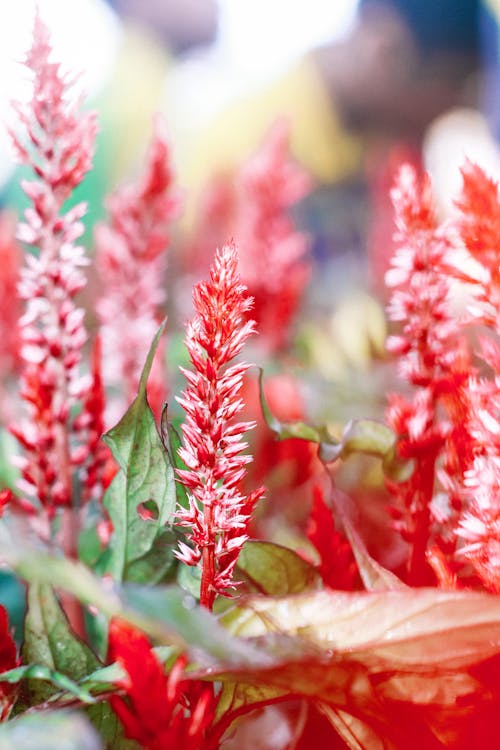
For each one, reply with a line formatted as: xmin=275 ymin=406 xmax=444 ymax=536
xmin=181 ymin=56 xmax=364 ymax=195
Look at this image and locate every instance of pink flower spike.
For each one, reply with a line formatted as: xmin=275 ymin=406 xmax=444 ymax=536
xmin=175 ymin=243 xmax=265 ymax=609
xmin=9 ymin=12 xmax=96 ymax=517
xmin=384 ymin=165 xmax=472 ymax=585
xmin=95 ymin=115 xmax=179 ymax=418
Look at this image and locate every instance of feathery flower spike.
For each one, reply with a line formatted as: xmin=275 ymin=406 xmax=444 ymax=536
xmin=385 ymin=164 xmax=470 ymax=584
xmin=95 ymin=116 xmax=179 ymax=415
xmin=449 ymin=163 xmax=500 ymax=589
xmin=189 ymin=122 xmax=312 ymax=353
xmin=9 ymin=12 xmax=96 ymax=517
xmin=175 ymin=243 xmax=265 ymax=609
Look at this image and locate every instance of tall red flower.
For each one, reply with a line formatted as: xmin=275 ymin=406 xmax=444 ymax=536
xmin=175 ymin=244 xmax=265 ymax=609
xmin=0 ymin=605 xmax=19 ymax=721
xmin=384 ymin=161 xmax=500 ymax=591
xmin=9 ymin=12 xmax=96 ymax=517
xmin=235 ymin=122 xmax=312 ymax=352
xmin=452 ymin=160 xmax=500 ymax=330
xmin=385 ymin=165 xmax=471 ymax=584
xmin=447 ymin=163 xmax=500 ymax=590
xmin=95 ymin=116 xmax=179 ymax=416
xmin=188 ymin=122 xmax=312 ymax=353
xmin=108 ymin=618 xmax=216 ymax=750
xmin=0 ymin=214 xmax=21 ymax=376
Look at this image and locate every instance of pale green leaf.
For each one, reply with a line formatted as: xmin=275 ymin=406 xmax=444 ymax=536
xmin=99 ymin=321 xmax=177 ymax=583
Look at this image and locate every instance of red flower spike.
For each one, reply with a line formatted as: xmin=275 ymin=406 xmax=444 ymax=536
xmin=235 ymin=122 xmax=312 ymax=352
xmin=0 ymin=605 xmax=19 ymax=721
xmin=9 ymin=12 xmax=96 ymax=516
xmin=188 ymin=122 xmax=312 ymax=353
xmin=385 ymin=165 xmax=472 ymax=585
xmin=108 ymin=618 xmax=216 ymax=750
xmin=74 ymin=336 xmax=115 ymax=509
xmin=175 ymin=244 xmax=265 ymax=609
xmin=307 ymin=486 xmax=358 ymax=590
xmin=442 ymin=162 xmax=500 ymax=590
xmin=452 ymin=160 xmax=500 ymax=330
xmin=0 ymin=214 xmax=22 ymax=394
xmin=96 ymin=116 xmax=179 ymax=416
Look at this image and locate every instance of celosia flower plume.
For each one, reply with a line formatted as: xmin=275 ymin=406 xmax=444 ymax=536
xmin=386 ymin=162 xmax=500 ymax=590
xmin=9 ymin=12 xmax=96 ymax=516
xmin=385 ymin=165 xmax=471 ymax=584
xmin=175 ymin=243 xmax=264 ymax=609
xmin=448 ymin=163 xmax=500 ymax=590
xmin=188 ymin=122 xmax=312 ymax=353
xmin=95 ymin=116 xmax=179 ymax=415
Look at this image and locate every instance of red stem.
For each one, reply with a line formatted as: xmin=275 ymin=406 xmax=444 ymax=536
xmin=200 ymin=504 xmax=216 ymax=610
xmin=407 ymin=456 xmax=437 ymax=586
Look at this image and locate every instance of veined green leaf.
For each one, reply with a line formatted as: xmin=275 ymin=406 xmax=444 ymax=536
xmin=236 ymin=541 xmax=321 ymax=596
xmin=21 ymin=583 xmax=100 ymax=705
xmin=1 ymin=547 xmax=271 ymax=669
xmin=99 ymin=321 xmax=176 ymax=583
xmin=86 ymin=703 xmax=140 ymax=750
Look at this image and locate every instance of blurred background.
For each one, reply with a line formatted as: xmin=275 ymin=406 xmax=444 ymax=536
xmin=1 ymin=0 xmax=499 ymax=264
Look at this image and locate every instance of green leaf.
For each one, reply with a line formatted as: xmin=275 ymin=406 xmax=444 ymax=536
xmin=160 ymin=407 xmax=189 ymax=510
xmin=235 ymin=541 xmax=321 ymax=596
xmin=99 ymin=321 xmax=176 ymax=583
xmin=177 ymin=560 xmax=202 ymax=598
xmin=324 ymin=419 xmax=414 ymax=482
xmin=0 ymin=711 xmax=103 ymax=750
xmin=0 ymin=664 xmax=95 ymax=704
xmin=119 ymin=583 xmax=272 ymax=668
xmin=258 ymin=370 xmax=413 ymax=481
xmin=124 ymin=527 xmax=177 ymax=585
xmin=1 ymin=546 xmax=271 ymax=669
xmin=22 ymin=583 xmax=100 ymax=704
xmin=258 ymin=369 xmax=332 ymax=444
xmin=86 ymin=703 xmax=140 ymax=750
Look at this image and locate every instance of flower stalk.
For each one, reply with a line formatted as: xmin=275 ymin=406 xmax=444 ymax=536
xmin=175 ymin=244 xmax=264 ymax=609
xmin=9 ymin=12 xmax=96 ymax=522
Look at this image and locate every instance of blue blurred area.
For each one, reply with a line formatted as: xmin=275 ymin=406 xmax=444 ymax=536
xmin=0 ymin=572 xmax=25 ymax=645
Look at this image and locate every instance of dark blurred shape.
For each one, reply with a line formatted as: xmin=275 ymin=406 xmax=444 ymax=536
xmin=361 ymin=0 xmax=479 ymax=54
xmin=314 ymin=0 xmax=480 ymax=140
xmin=480 ymin=1 xmax=500 ymax=141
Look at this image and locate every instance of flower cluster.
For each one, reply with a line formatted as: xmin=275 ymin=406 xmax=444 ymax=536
xmin=386 ymin=162 xmax=500 ymax=589
xmin=189 ymin=122 xmax=312 ymax=352
xmin=447 ymin=163 xmax=500 ymax=589
xmin=9 ymin=12 xmax=96 ymax=516
xmin=175 ymin=244 xmax=264 ymax=609
xmin=95 ymin=117 xmax=179 ymax=414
